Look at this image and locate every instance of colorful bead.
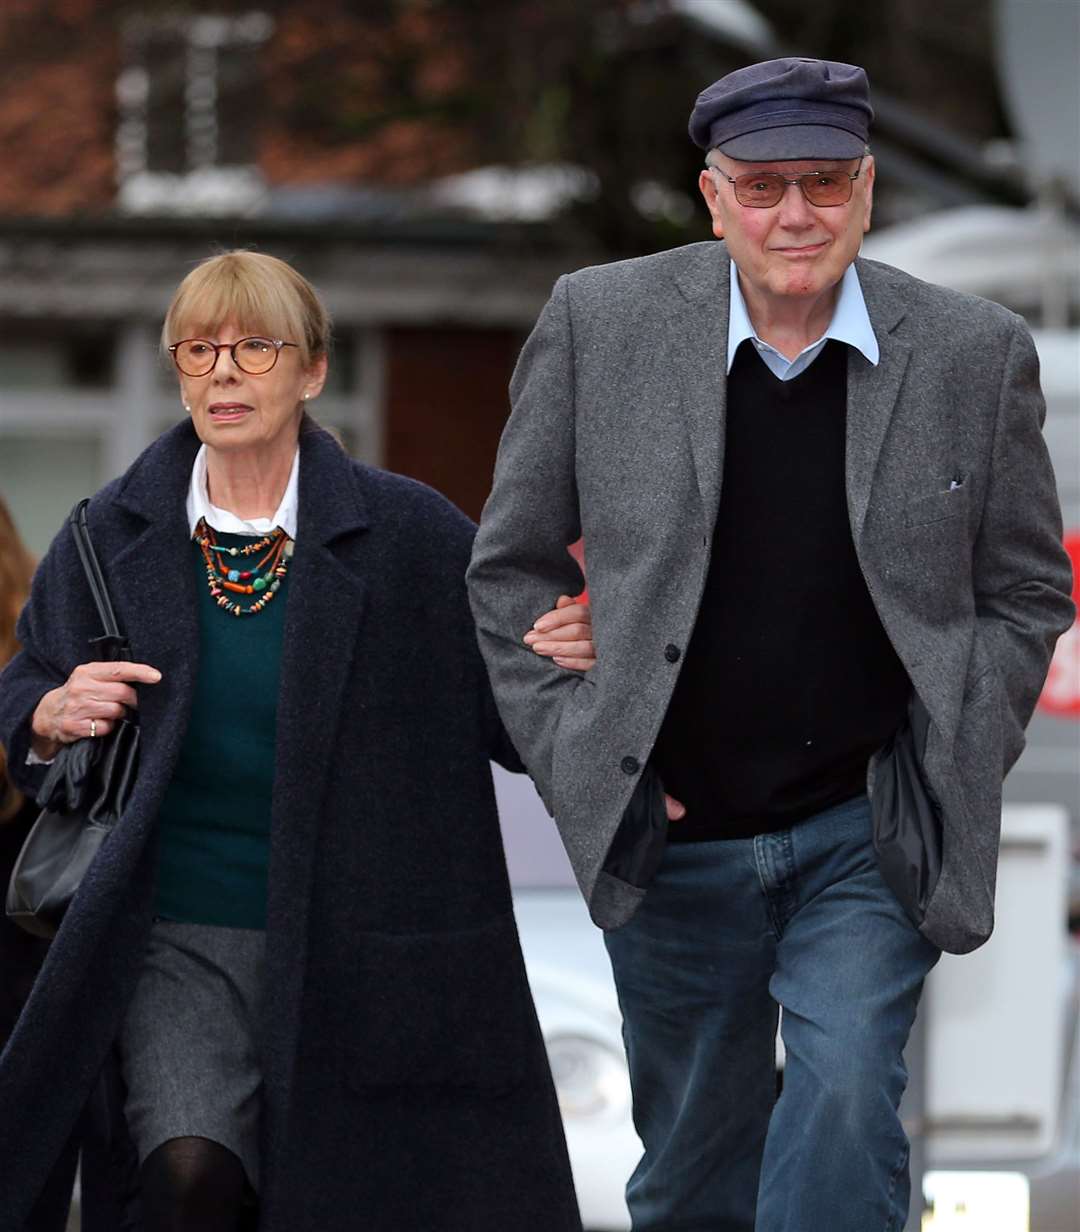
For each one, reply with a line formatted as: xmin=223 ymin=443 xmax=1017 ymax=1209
xmin=194 ymin=518 xmax=292 ymax=619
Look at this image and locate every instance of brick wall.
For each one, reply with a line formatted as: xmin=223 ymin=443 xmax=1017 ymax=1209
xmin=384 ymin=326 xmax=519 ymax=521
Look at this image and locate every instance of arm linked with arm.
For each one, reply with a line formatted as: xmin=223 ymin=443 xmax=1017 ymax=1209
xmin=972 ymin=317 xmax=1076 ymax=774
xmin=467 ymin=276 xmax=586 ymax=810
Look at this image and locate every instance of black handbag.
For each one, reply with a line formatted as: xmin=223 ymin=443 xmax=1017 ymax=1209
xmin=5 ymin=499 xmax=141 ymax=939
xmin=870 ymin=693 xmax=943 ymax=929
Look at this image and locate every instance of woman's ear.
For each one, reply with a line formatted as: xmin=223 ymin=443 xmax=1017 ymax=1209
xmin=302 ymin=353 xmax=329 ymax=402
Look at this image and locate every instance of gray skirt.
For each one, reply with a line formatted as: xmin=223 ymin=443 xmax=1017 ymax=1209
xmin=117 ymin=920 xmax=266 ymax=1189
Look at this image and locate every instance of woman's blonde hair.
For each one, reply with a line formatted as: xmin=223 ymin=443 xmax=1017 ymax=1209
xmin=161 ymin=250 xmax=331 ymax=368
xmin=0 ymin=496 xmax=35 ymax=823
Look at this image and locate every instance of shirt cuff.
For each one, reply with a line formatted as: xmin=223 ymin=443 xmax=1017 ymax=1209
xmin=26 ymin=748 xmax=55 ymax=767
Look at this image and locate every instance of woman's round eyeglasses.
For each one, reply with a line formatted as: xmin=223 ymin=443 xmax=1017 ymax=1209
xmin=168 ymin=336 xmax=299 ymax=377
xmin=709 ymin=158 xmax=865 ymax=208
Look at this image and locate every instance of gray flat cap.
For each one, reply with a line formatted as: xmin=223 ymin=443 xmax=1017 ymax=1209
xmin=689 ymin=58 xmax=872 ymax=161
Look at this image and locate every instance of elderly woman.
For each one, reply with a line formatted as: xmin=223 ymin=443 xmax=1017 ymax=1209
xmin=0 ymin=252 xmax=592 ymax=1232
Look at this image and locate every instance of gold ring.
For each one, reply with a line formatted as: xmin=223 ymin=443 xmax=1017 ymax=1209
xmin=89 ymin=719 xmax=97 ymax=739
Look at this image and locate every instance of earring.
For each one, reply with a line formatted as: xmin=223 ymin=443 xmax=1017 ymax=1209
xmin=183 ymin=402 xmax=191 ymax=412
xmin=303 ymin=393 xmax=310 ymax=401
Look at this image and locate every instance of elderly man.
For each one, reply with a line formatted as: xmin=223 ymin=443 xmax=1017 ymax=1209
xmin=468 ymin=58 xmax=1074 ymax=1231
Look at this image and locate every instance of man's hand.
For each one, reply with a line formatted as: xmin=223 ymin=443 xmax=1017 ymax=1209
xmin=524 ymin=594 xmax=595 ymax=671
xmin=30 ymin=660 xmax=162 ymax=760
xmin=665 ymin=794 xmax=686 ymax=821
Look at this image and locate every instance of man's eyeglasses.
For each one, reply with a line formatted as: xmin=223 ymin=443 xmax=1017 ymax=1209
xmin=709 ymin=158 xmax=865 ymax=208
xmin=168 ymin=336 xmax=299 ymax=377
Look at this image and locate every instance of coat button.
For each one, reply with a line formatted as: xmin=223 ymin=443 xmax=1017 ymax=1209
xmin=664 ymin=644 xmax=681 ymax=663
xmin=621 ymin=756 xmax=640 ymax=776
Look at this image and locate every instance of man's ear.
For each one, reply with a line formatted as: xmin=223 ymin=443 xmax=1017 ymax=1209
xmin=698 ymin=169 xmax=725 ymax=240
xmin=861 ymin=156 xmax=875 ymax=234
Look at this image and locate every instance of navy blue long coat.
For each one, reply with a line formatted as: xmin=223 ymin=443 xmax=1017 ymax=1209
xmin=0 ymin=420 xmax=581 ymax=1232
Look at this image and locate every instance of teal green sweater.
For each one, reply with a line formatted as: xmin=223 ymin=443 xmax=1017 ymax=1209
xmin=153 ymin=533 xmax=289 ymax=928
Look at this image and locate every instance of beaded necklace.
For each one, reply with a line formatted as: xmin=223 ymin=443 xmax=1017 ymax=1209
xmin=195 ymin=518 xmax=294 ymax=617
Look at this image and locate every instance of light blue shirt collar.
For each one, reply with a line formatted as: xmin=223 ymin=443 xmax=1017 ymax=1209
xmin=726 ymin=260 xmax=879 ymax=381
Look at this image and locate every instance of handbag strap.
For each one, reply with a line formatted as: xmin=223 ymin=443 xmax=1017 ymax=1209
xmin=68 ymin=499 xmax=130 ymax=656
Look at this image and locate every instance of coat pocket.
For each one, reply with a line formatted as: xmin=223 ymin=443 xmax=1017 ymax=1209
xmin=601 ymin=762 xmax=669 ymax=889
xmin=870 ymin=697 xmax=943 ymax=930
xmin=904 ymin=483 xmax=969 ymax=528
xmin=917 ymin=679 xmax=1003 ymax=953
xmin=332 ymin=913 xmax=540 ymax=1092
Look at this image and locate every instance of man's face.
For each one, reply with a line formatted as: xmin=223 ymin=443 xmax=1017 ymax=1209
xmin=698 ymin=154 xmax=875 ymax=306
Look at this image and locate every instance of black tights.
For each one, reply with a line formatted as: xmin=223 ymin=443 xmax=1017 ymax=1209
xmin=139 ymin=1136 xmax=254 ymax=1232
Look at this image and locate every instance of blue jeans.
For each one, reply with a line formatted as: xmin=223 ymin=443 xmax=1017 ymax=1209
xmin=603 ymin=794 xmax=940 ymax=1232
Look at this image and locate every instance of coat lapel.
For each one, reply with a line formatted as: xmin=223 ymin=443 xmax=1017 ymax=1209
xmin=262 ymin=425 xmax=370 ymax=1094
xmin=270 ymin=425 xmax=369 ymax=886
xmin=108 ymin=419 xmax=372 ymax=1124
xmin=663 ymin=244 xmax=730 ymax=532
xmin=846 ymin=260 xmax=912 ymax=540
xmin=661 ymin=249 xmax=911 ymax=545
xmin=107 ymin=422 xmax=201 ymax=787
xmin=107 ymin=418 xmax=371 ymax=906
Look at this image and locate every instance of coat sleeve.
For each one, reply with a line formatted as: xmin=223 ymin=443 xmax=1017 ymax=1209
xmin=0 ymin=521 xmax=84 ymax=798
xmin=972 ymin=316 xmax=1076 ymax=774
xmin=467 ymin=276 xmax=586 ymax=811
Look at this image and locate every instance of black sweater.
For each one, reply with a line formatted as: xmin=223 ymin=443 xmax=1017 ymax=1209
xmin=654 ymin=340 xmax=911 ymax=840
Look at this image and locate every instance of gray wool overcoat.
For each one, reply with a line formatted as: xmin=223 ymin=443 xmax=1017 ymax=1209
xmin=0 ymin=421 xmax=582 ymax=1232
xmin=467 ymin=241 xmax=1075 ymax=956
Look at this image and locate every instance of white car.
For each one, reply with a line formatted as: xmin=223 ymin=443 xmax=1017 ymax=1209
xmin=494 ymin=765 xmax=636 ymax=1230
xmin=514 ymin=890 xmax=638 ymax=1231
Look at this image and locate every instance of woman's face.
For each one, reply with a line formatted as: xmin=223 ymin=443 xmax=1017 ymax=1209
xmin=175 ymin=319 xmax=327 ymax=459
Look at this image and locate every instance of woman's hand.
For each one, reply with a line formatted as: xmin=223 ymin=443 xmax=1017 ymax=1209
xmin=30 ymin=661 xmax=163 ymax=760
xmin=523 ymin=594 xmax=595 ymax=672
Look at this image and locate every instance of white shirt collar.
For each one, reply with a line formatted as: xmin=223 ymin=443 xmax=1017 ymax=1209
xmin=185 ymin=444 xmax=300 ymax=539
xmin=726 ymin=259 xmax=880 ymax=379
